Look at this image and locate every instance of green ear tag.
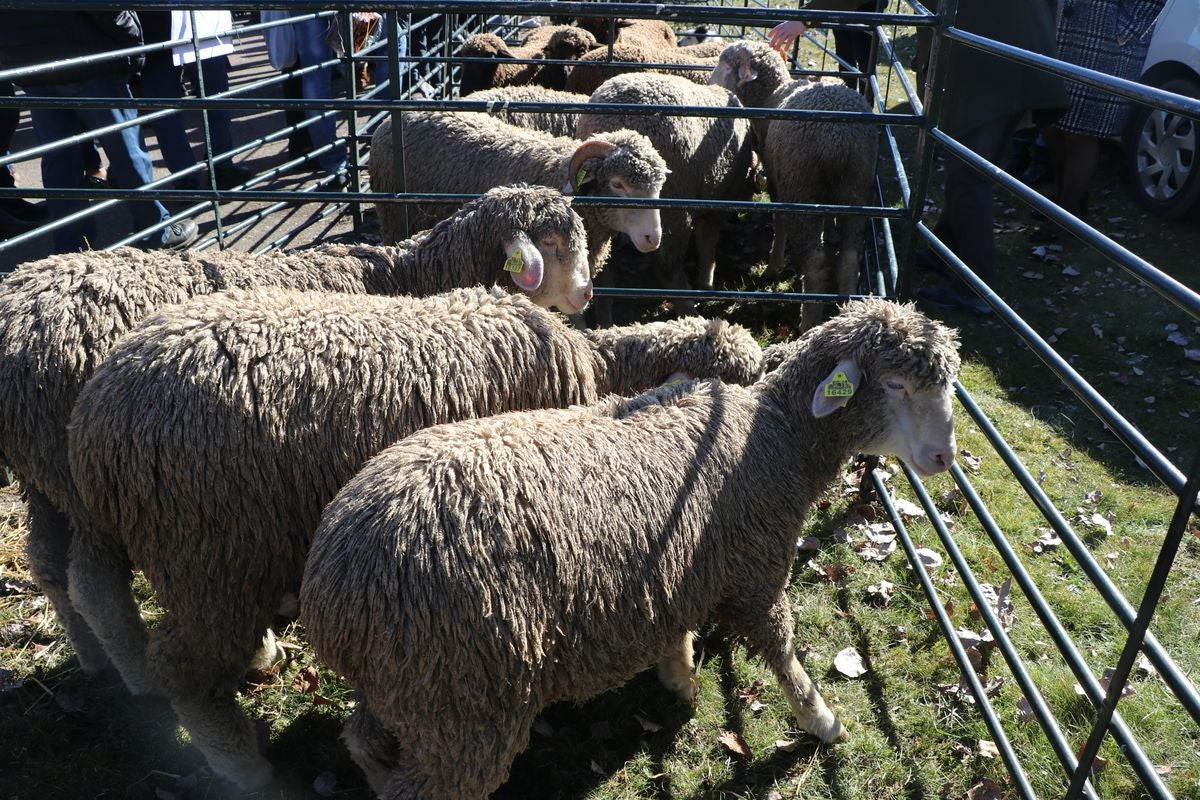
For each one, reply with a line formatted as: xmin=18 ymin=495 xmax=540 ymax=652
xmin=503 ymin=248 xmax=524 ymax=273
xmin=824 ymin=371 xmax=855 ymax=398
xmin=575 ymin=167 xmax=588 ymax=189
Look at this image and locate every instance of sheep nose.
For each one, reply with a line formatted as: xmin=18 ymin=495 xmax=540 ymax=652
xmin=925 ymin=449 xmax=953 ymax=473
xmin=582 ymin=284 xmax=594 ymax=303
xmin=643 ymin=230 xmax=662 ymax=251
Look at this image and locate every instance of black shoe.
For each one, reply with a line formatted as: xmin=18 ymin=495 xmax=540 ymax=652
xmin=917 ymin=283 xmax=993 ymax=315
xmin=215 ymin=164 xmax=254 ymax=190
xmin=1028 ymin=224 xmax=1060 ymax=244
xmin=0 ymin=196 xmax=49 ymax=224
xmin=157 ymin=219 xmax=200 ymax=251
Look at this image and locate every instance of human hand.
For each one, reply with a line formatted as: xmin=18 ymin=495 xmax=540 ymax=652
xmin=769 ymin=20 xmax=808 ymax=57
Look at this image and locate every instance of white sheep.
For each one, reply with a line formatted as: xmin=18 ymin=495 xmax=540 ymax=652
xmin=711 ymin=40 xmax=879 ymax=330
xmin=301 ymin=299 xmax=962 ymax=798
xmin=0 ymin=184 xmax=590 ymax=676
xmin=578 ymin=72 xmax=758 ymax=324
xmin=65 ymin=285 xmax=766 ymax=790
xmin=369 ymin=111 xmax=668 ymax=275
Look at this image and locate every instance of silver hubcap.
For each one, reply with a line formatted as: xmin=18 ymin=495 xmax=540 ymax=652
xmin=1137 ymin=108 xmax=1196 ymax=202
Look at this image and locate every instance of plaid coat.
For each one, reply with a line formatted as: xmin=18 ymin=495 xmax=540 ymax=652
xmin=1055 ymin=0 xmax=1166 ymax=137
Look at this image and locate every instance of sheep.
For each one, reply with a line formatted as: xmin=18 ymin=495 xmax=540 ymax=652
xmin=457 ymin=26 xmax=596 ymax=96
xmin=575 ymin=17 xmax=677 ymax=49
xmin=300 ymin=299 xmax=961 ymax=799
xmin=369 ymin=112 xmax=667 ymax=275
xmin=466 ymin=85 xmax=590 ymax=138
xmin=0 ymin=184 xmax=590 ymax=677
xmin=711 ymin=40 xmax=879 ymax=330
xmin=565 ymin=43 xmax=721 ymax=96
xmin=65 ymin=285 xmax=765 ymax=790
xmin=578 ymin=72 xmax=758 ymax=324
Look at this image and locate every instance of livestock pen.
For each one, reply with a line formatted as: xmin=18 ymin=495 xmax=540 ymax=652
xmin=0 ymin=2 xmax=1197 ymax=799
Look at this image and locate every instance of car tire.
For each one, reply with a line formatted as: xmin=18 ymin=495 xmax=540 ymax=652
xmin=1125 ymin=75 xmax=1200 ymax=220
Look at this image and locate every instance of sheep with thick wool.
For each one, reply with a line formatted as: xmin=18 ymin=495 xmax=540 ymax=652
xmin=711 ymin=40 xmax=879 ymax=330
xmin=300 ymin=300 xmax=961 ymax=799
xmin=578 ymin=72 xmax=758 ymax=324
xmin=457 ymin=27 xmax=597 ymax=96
xmin=565 ymin=42 xmax=720 ymax=95
xmin=65 ymin=285 xmax=764 ymax=790
xmin=369 ymin=112 xmax=667 ymax=274
xmin=466 ymin=85 xmax=590 ymax=138
xmin=0 ymin=184 xmax=589 ymax=677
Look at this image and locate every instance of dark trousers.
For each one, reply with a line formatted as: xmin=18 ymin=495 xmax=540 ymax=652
xmin=0 ymin=80 xmax=16 ymax=188
xmin=832 ymin=1 xmax=883 ymax=101
xmin=933 ymin=113 xmax=1022 ymax=288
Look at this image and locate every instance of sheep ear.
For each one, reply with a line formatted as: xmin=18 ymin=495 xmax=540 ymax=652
xmin=737 ymin=62 xmax=758 ymax=85
xmin=811 ymin=358 xmax=861 ymax=418
xmin=503 ymin=233 xmax=545 ymax=292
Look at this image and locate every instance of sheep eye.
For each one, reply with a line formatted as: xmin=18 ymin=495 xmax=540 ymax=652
xmin=541 ymin=236 xmax=558 ymax=249
xmin=885 ymin=379 xmax=905 ymax=392
xmin=610 ymin=180 xmax=626 ymax=191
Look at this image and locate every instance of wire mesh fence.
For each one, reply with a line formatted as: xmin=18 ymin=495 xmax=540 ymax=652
xmin=0 ymin=2 xmax=1198 ymax=798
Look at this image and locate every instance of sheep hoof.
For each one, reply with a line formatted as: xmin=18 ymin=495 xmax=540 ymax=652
xmin=803 ymin=713 xmax=849 ymax=744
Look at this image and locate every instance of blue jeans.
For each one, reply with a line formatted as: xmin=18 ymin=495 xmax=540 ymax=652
xmin=293 ymin=15 xmax=347 ymax=174
xmin=31 ymin=75 xmax=171 ymax=252
xmin=140 ymin=55 xmax=234 ymax=174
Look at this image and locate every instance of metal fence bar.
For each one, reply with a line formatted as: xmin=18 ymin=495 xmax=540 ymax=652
xmin=1066 ymin=448 xmax=1200 ymax=797
xmin=897 ymin=461 xmax=1100 ymax=800
xmin=952 ymin=386 xmax=1200 ymax=729
xmin=919 ymin=223 xmax=1189 ymax=498
xmin=872 ymin=469 xmax=1040 ymax=799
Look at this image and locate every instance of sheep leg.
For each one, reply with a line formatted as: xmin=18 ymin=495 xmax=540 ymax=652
xmin=148 ymin=602 xmax=276 ymax=790
xmin=738 ymin=595 xmax=847 ymax=743
xmin=693 ymin=216 xmax=721 ymax=290
xmin=24 ymin=488 xmax=110 ymax=675
xmin=799 ymin=236 xmax=834 ymax=333
xmin=764 ymin=213 xmax=788 ymax=279
xmin=656 ymin=629 xmax=697 ymax=703
xmin=66 ymin=523 xmax=156 ymax=694
xmin=835 ymin=215 xmax=868 ymax=296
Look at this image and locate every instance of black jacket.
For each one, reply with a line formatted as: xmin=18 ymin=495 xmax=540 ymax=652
xmin=0 ymin=11 xmax=145 ymax=87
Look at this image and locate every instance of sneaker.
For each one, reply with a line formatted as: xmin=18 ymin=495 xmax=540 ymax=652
xmin=914 ymin=247 xmax=953 ymax=280
xmin=916 ymin=283 xmax=993 ymax=315
xmin=157 ymin=219 xmax=200 ymax=251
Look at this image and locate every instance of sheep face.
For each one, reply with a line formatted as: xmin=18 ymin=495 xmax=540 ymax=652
xmin=564 ymin=132 xmax=667 ymax=254
xmin=709 ymin=41 xmax=784 ymax=110
xmin=493 ymin=184 xmax=593 ymax=314
xmin=459 ymin=33 xmax=514 ymax=96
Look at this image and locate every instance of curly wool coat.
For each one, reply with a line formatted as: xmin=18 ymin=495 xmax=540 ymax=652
xmin=0 ymin=183 xmax=585 ymax=676
xmin=301 ymin=300 xmax=961 ymax=799
xmin=65 ymin=285 xmax=764 ymax=790
xmin=370 ymin=113 xmax=667 ymax=273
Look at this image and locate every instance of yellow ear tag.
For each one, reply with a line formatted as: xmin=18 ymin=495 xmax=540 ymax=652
xmin=575 ymin=167 xmax=588 ymax=189
xmin=503 ymin=248 xmax=524 ymax=273
xmin=823 ymin=371 xmax=855 ymax=398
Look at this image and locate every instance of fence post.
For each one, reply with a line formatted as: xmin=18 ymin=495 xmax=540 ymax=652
xmin=387 ymin=9 xmax=408 ymax=241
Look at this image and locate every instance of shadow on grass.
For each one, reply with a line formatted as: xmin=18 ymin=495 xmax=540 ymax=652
xmin=495 ymin=669 xmax=691 ymax=800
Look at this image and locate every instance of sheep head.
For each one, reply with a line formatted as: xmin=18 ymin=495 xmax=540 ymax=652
xmin=562 ymin=131 xmax=667 ymax=254
xmin=768 ymin=300 xmax=961 ymax=477
xmin=710 ymin=41 xmax=790 ymax=108
xmin=484 ymin=184 xmax=593 ymax=315
xmin=459 ymin=33 xmax=516 ymax=96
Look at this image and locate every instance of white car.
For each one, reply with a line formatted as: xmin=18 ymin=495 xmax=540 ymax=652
xmin=1126 ymin=0 xmax=1200 ymax=219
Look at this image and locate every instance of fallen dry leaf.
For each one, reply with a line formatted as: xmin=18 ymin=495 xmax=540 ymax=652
xmin=960 ymin=449 xmax=983 ymax=472
xmin=1155 ymin=764 xmax=1173 ymax=776
xmin=865 ymin=580 xmax=895 ymax=606
xmin=978 ymin=739 xmax=1000 ymax=758
xmin=1028 ymin=531 xmax=1062 ymax=554
xmin=291 ymin=665 xmax=320 ymax=694
xmin=797 ymin=536 xmax=821 ymax=551
xmin=833 ymin=647 xmax=868 ymax=678
xmin=774 ymin=738 xmax=801 ymax=753
xmin=966 ymin=778 xmax=1003 ymax=800
xmin=634 ymin=713 xmax=662 ymax=733
xmin=914 ymin=548 xmax=943 ymax=571
xmin=1016 ymin=695 xmax=1035 ymax=723
xmin=718 ymin=729 xmax=752 ymax=762
xmin=892 ymin=498 xmax=926 ymax=518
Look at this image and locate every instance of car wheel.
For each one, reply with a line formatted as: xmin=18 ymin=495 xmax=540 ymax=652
xmin=1125 ymin=75 xmax=1200 ymax=220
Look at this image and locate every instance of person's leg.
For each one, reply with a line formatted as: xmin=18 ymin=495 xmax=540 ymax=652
xmin=1053 ymin=130 xmax=1098 ymax=216
xmin=192 ymin=56 xmax=234 ymax=158
xmin=29 ymin=99 xmax=94 ymax=252
xmin=0 ymin=80 xmax=19 ymax=185
xmin=0 ymin=79 xmax=49 ymax=228
xmin=139 ymin=56 xmax=197 ymax=174
xmin=69 ymin=75 xmax=196 ymax=248
xmin=294 ymin=15 xmax=347 ymax=175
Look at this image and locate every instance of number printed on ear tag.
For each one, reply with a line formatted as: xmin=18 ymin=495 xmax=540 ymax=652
xmin=824 ymin=371 xmax=855 ymax=398
xmin=503 ymin=248 xmax=524 ymax=273
xmin=575 ymin=167 xmax=588 ymax=189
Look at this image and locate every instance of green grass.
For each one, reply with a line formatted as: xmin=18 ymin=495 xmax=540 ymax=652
xmin=2 ymin=9 xmax=1199 ymax=800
